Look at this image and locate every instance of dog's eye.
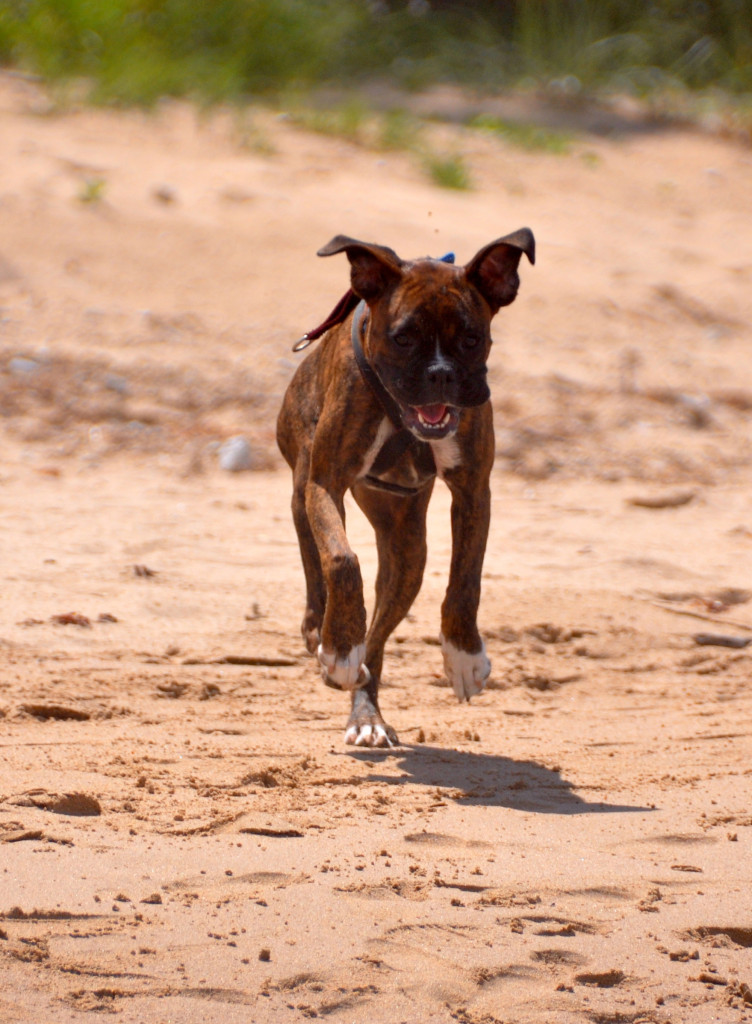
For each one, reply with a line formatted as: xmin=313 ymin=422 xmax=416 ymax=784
xmin=391 ymin=332 xmax=412 ymax=348
xmin=463 ymin=336 xmax=480 ymax=350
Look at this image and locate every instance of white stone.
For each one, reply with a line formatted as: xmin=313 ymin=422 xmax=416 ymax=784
xmin=218 ymin=435 xmax=254 ymax=472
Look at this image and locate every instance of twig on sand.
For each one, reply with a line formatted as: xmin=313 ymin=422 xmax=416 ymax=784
xmin=637 ymin=594 xmax=752 ymax=633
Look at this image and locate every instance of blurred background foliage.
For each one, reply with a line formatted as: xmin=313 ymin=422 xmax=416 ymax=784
xmin=0 ymin=0 xmax=750 ymax=105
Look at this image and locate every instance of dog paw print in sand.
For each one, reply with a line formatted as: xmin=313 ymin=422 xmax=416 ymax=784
xmin=8 ymin=791 xmax=101 ymax=816
xmin=161 ymin=868 xmax=301 ymax=904
xmin=524 ymin=915 xmax=604 ymax=937
xmin=18 ymin=703 xmax=91 ymax=722
xmin=684 ymin=925 xmax=752 ymax=949
xmin=532 ymin=948 xmax=588 ymax=967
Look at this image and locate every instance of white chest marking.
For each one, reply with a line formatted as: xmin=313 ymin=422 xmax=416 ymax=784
xmin=429 ymin=435 xmax=462 ymax=478
xmin=358 ymin=417 xmax=395 ymax=478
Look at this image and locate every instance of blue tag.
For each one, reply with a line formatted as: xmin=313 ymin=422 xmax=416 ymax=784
xmin=439 ymin=252 xmax=455 ymax=264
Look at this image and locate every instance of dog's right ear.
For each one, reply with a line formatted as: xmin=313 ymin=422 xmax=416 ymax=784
xmin=318 ymin=235 xmax=404 ymax=303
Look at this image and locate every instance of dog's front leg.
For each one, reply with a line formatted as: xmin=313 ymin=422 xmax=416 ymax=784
xmin=305 ymin=459 xmax=368 ymax=692
xmin=439 ymin=416 xmax=494 ymax=702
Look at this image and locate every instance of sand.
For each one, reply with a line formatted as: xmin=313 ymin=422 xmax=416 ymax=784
xmin=1 ymin=71 xmax=751 ymax=1023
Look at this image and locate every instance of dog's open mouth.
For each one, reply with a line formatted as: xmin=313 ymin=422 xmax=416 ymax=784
xmin=403 ymin=403 xmax=460 ymax=440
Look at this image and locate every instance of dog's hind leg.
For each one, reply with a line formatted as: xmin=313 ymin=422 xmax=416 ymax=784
xmin=277 ymin=360 xmax=328 ymax=654
xmin=347 ymin=480 xmax=434 ymax=747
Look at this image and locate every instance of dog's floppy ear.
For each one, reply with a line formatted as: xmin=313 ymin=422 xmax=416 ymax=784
xmin=465 ymin=228 xmax=535 ymax=313
xmin=318 ymin=235 xmax=404 ymax=302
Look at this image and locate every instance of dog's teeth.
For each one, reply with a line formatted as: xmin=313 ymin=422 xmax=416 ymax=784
xmin=417 ymin=409 xmax=451 ymax=429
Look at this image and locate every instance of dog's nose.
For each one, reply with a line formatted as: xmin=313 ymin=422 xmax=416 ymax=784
xmin=427 ymin=360 xmax=455 ymax=387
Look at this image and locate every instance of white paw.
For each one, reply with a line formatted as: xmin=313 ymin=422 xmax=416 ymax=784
xmin=440 ymin=635 xmax=490 ymax=702
xmin=317 ymin=643 xmax=366 ymax=690
xmin=344 ymin=722 xmax=394 ymax=748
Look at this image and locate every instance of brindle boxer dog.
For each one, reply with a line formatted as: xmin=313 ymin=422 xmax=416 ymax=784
xmin=277 ymin=230 xmax=535 ymax=747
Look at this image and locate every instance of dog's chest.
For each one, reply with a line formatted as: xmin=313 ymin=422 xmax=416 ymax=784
xmin=358 ymin=418 xmax=461 ymax=494
xmin=429 ymin=435 xmax=462 ymax=477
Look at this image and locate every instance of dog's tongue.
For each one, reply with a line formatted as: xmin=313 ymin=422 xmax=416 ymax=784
xmin=416 ymin=404 xmax=447 ymax=424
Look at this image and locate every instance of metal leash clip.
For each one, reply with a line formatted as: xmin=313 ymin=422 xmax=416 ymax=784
xmin=292 ymin=334 xmax=314 ymax=352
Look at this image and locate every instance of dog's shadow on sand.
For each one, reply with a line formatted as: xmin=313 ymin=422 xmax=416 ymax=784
xmin=344 ymin=744 xmax=652 ymax=814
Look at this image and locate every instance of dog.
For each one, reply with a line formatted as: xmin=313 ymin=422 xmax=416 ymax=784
xmin=276 ymin=230 xmax=535 ymax=747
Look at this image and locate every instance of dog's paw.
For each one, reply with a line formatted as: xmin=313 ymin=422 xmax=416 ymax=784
xmin=344 ymin=721 xmax=396 ymax=748
xmin=345 ymin=687 xmax=399 ymax=748
xmin=318 ymin=643 xmax=367 ymax=690
xmin=440 ymin=635 xmax=490 ymax=702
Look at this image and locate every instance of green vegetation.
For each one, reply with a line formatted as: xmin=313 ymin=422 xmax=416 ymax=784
xmin=0 ymin=1 xmax=366 ymax=106
xmin=472 ymin=114 xmax=572 ymax=153
xmin=284 ymin=99 xmax=468 ymax=190
xmin=77 ymin=176 xmax=108 ymax=203
xmin=1 ymin=1 xmax=751 ymax=107
xmin=233 ymin=110 xmax=277 ymax=155
xmin=421 ymin=151 xmax=472 ymax=190
xmin=378 ymin=108 xmax=423 ymax=152
xmin=287 ymin=97 xmax=368 ymax=142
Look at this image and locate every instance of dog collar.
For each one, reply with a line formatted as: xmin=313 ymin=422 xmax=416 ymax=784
xmin=350 ymin=301 xmax=405 ymax=432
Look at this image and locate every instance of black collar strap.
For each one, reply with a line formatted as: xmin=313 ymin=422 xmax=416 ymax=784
xmin=350 ymin=301 xmax=405 ymax=431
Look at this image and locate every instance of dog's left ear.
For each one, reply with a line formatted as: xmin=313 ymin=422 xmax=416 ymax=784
xmin=465 ymin=228 xmax=535 ymax=313
xmin=317 ymin=235 xmax=404 ymax=303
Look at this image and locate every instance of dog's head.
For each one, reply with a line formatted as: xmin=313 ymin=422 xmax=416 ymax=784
xmin=318 ymin=230 xmax=535 ymax=440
